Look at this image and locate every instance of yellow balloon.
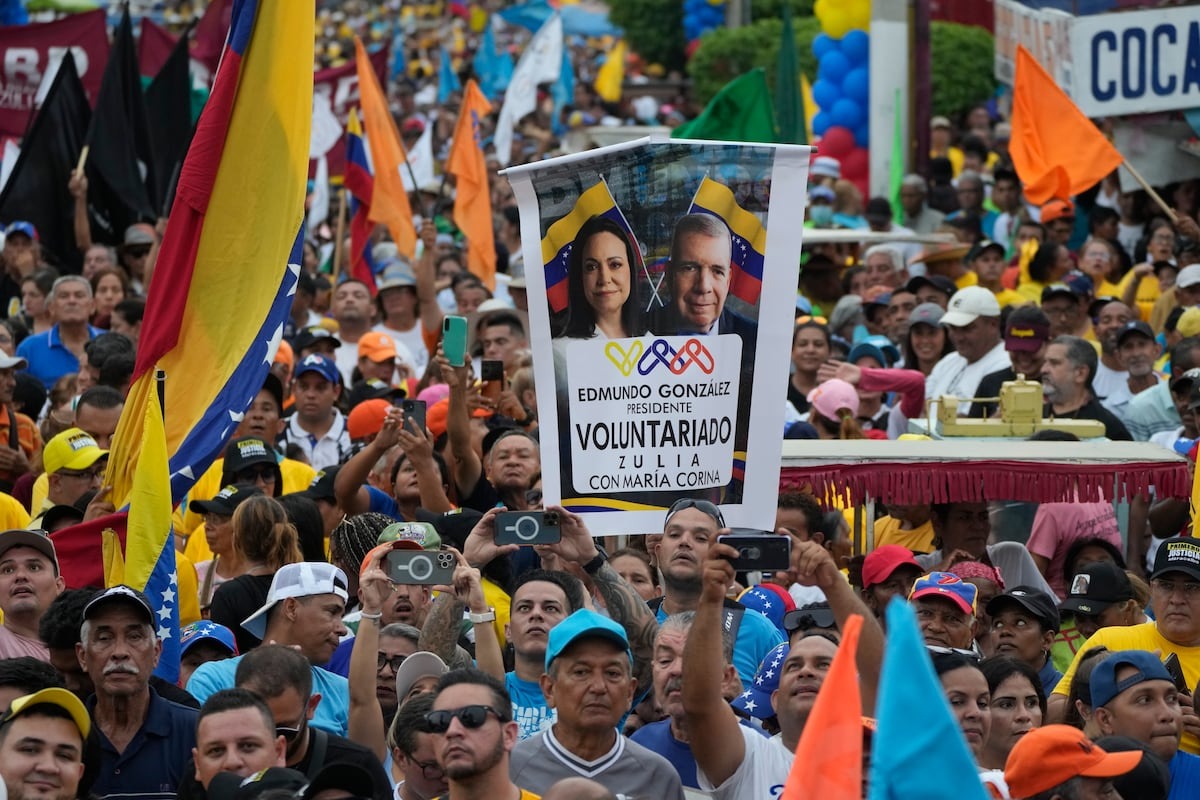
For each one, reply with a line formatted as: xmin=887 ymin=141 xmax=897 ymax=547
xmin=822 ymin=10 xmax=852 ymax=39
xmin=847 ymin=0 xmax=871 ymax=31
xmin=814 ymin=0 xmax=827 ymax=19
xmin=707 ymin=0 xmax=722 ymax=7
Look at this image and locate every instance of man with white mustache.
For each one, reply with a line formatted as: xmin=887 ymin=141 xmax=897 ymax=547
xmin=77 ymin=586 xmax=198 ymax=800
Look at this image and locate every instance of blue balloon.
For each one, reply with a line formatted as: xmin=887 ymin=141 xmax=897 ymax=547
xmin=830 ymin=97 xmax=864 ymax=130
xmin=812 ymin=33 xmax=837 ymax=60
xmin=853 ymin=122 xmax=870 ymax=147
xmin=813 ymin=111 xmax=832 ymax=136
xmin=842 ymin=67 xmax=869 ymax=104
xmin=812 ymin=79 xmax=840 ymax=110
xmin=818 ymin=50 xmax=851 ymax=84
xmin=841 ymin=30 xmax=870 ymax=64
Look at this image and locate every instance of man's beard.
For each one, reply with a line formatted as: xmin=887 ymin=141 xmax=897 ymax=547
xmin=444 ymin=734 xmax=505 ymax=780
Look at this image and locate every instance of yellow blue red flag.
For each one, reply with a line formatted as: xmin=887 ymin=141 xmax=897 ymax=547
xmin=688 ymin=176 xmax=767 ymax=305
xmin=104 ymin=0 xmax=312 ymax=517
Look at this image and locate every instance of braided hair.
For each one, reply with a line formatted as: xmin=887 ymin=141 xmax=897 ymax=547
xmin=329 ymin=512 xmax=395 ymax=575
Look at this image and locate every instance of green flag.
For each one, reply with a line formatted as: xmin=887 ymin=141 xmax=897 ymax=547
xmin=776 ymin=6 xmax=805 ymax=144
xmin=889 ymin=88 xmax=905 ymax=213
xmin=673 ymin=68 xmax=778 ymax=143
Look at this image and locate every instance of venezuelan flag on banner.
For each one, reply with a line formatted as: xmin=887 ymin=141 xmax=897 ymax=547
xmin=103 ymin=0 xmax=313 ymax=511
xmin=344 ymin=109 xmax=379 ymax=290
xmin=687 ymin=176 xmax=766 ymax=306
xmin=540 ymin=177 xmax=643 ymax=313
xmin=446 ymin=80 xmax=496 ymax=290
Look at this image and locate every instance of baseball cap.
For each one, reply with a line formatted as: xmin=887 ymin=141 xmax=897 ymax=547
xmin=1170 ymin=367 xmax=1200 ymax=393
xmin=811 ymin=155 xmax=841 ymax=180
xmin=83 ymin=585 xmax=155 ymax=626
xmin=0 ymin=529 xmax=57 ymax=569
xmin=347 ymin=379 xmax=401 ymax=409
xmin=394 ymin=651 xmax=450 ymax=700
xmin=1041 ymin=283 xmax=1080 ymax=303
xmin=347 ymin=398 xmax=391 ymax=440
xmin=1059 ymin=561 xmax=1135 ymax=615
xmin=208 ymin=768 xmax=308 ymax=800
xmin=1178 ymin=307 xmax=1200 ymax=339
xmin=376 ymin=260 xmax=417 ymax=291
xmin=864 ymin=197 xmax=892 ymax=226
xmin=123 ymin=224 xmax=156 ymax=247
xmin=931 ymin=115 xmax=952 ymax=130
xmin=4 ymin=221 xmax=37 ymax=241
xmin=0 ymin=687 xmax=90 ymax=739
xmin=378 ymin=520 xmax=441 ymax=551
xmin=294 ymin=353 xmax=341 ymax=384
xmin=1088 ymin=296 xmax=1120 ymax=318
xmin=259 ymin=373 xmax=284 ymax=411
xmin=43 ymin=428 xmax=107 ymax=474
xmin=940 ymin=286 xmax=1000 ymax=327
xmin=545 ymin=608 xmax=631 ymax=670
xmin=241 ymin=562 xmax=349 ymax=638
xmin=905 ymin=274 xmax=958 ymax=299
xmin=38 ymin=504 xmax=83 ymax=532
xmin=862 ymin=545 xmax=922 ymax=589
xmin=848 ymin=335 xmax=900 ymax=368
xmin=222 ymin=437 xmax=277 ymax=477
xmin=1040 ymin=199 xmax=1076 ymax=224
xmin=731 ymin=641 xmax=788 ymax=719
xmin=737 ymin=583 xmax=796 ymax=632
xmin=909 ymin=572 xmax=977 ymax=615
xmin=1064 ymin=270 xmax=1094 ymax=298
xmin=302 ymin=762 xmax=379 ymax=800
xmin=1176 ymin=263 xmax=1200 ymax=289
xmin=809 ymin=185 xmax=835 ymax=203
xmin=1149 ymin=536 xmax=1200 ymax=581
xmin=908 ymin=302 xmax=945 ymax=328
xmin=1004 ymin=724 xmax=1141 ymax=798
xmin=358 ymin=331 xmax=398 ymax=363
xmin=967 ymin=240 xmax=1005 ymax=262
xmin=301 ymin=467 xmax=338 ymax=502
xmin=1090 ymin=650 xmax=1173 ymax=709
xmin=985 ymin=586 xmax=1061 ymax=632
xmin=293 ymin=327 xmax=342 ymax=352
xmin=1116 ymin=320 xmax=1155 ymax=347
xmin=1093 ymin=736 xmax=1172 ymax=800
xmin=0 ymin=353 xmax=27 ymax=370
xmin=188 ymin=483 xmax=262 ymax=516
xmin=179 ymin=621 xmax=239 ymax=657
xmin=1004 ymin=308 xmax=1051 ymax=353
xmin=807 ymin=378 xmax=860 ymax=419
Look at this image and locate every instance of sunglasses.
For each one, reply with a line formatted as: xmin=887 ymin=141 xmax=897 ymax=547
xmin=795 ymin=315 xmax=828 ymax=326
xmin=423 ymin=704 xmax=505 ymax=733
xmin=665 ymin=498 xmax=725 ymax=527
xmin=236 ymin=466 xmax=277 ymax=482
xmin=783 ymin=608 xmax=837 ymax=633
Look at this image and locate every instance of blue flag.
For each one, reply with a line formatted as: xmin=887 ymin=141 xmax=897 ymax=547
xmin=868 ymin=600 xmax=989 ymax=800
xmin=551 ymin=47 xmax=574 ymax=135
xmin=439 ymin=49 xmax=461 ymax=104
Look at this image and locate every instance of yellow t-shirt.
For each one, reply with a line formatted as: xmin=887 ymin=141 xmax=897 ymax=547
xmin=1117 ymin=271 xmax=1161 ymax=324
xmin=0 ymin=493 xmax=30 ymax=530
xmin=873 ymin=516 xmax=935 ymax=553
xmin=1015 ymin=279 xmax=1047 ymax=305
xmin=954 ymin=271 xmax=979 ymax=290
xmin=1054 ymin=621 xmax=1200 ymax=755
xmin=30 ymin=472 xmax=47 ymax=513
xmin=1094 ymin=279 xmax=1122 ymax=299
xmin=481 ymin=578 xmax=511 ymax=650
xmin=992 ymin=288 xmax=1026 ymax=310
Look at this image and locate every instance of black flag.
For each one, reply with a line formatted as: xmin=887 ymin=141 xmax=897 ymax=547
xmin=84 ymin=8 xmax=157 ymax=243
xmin=145 ymin=25 xmax=194 ymax=216
xmin=0 ymin=53 xmax=91 ymax=272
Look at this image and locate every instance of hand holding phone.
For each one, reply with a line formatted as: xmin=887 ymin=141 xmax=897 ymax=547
xmin=716 ymin=533 xmax=791 ymax=572
xmin=399 ymin=399 xmax=427 ymax=434
xmin=443 ymin=316 xmax=468 ymax=366
xmin=385 ymin=548 xmax=457 ymax=585
xmin=495 ymin=510 xmax=562 ymax=545
xmin=481 ymin=359 xmax=505 ymax=402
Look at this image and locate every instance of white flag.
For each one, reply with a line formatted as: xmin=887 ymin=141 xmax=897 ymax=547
xmin=308 ymin=154 xmax=329 ymax=230
xmin=493 ymin=13 xmax=563 ymax=166
xmin=401 ymin=121 xmax=436 ymax=193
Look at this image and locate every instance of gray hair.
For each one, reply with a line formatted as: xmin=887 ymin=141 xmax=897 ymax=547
xmin=1052 ymin=335 xmax=1097 ymax=391
xmin=49 ymin=275 xmax=92 ymax=302
xmin=87 ymin=245 xmax=118 ymax=266
xmin=863 ymin=244 xmax=906 ymax=274
xmin=670 ymin=213 xmax=731 ymax=263
xmin=379 ymin=622 xmax=421 ymax=646
xmin=957 ymin=170 xmax=984 ymax=190
xmin=901 ymin=174 xmax=928 ymax=192
xmin=658 ymin=611 xmax=733 ymax=664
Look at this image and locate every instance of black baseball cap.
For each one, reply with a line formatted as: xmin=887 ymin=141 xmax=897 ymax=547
xmin=966 ymin=240 xmax=1005 ymax=262
xmin=292 ymin=326 xmax=341 ymax=352
xmin=301 ymin=466 xmax=339 ymax=502
xmin=986 ymin=586 xmax=1061 ymax=632
xmin=347 ymin=378 xmax=402 ymax=409
xmin=1059 ymin=561 xmax=1135 ymax=615
xmin=302 ymin=762 xmax=379 ymax=800
xmin=1150 ymin=537 xmax=1200 ymax=581
xmin=188 ymin=483 xmax=262 ymax=516
xmin=83 ymin=585 xmax=155 ymax=626
xmin=209 ymin=768 xmax=308 ymax=800
xmin=905 ymin=274 xmax=957 ymax=298
xmin=1116 ymin=320 xmax=1155 ymax=347
xmin=222 ymin=437 xmax=278 ymax=478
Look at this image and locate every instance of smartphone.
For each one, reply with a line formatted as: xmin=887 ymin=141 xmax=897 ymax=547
xmin=400 ymin=399 xmax=426 ymax=434
xmin=495 ymin=509 xmax=561 ymax=545
xmin=717 ymin=533 xmax=792 ymax=572
xmin=443 ymin=316 xmax=468 ymax=366
xmin=385 ymin=549 xmax=456 ymax=585
xmin=1164 ymin=653 xmax=1189 ymax=693
xmin=481 ymin=359 xmax=505 ymax=402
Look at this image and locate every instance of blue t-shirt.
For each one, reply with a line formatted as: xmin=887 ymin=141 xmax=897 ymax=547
xmin=365 ymin=485 xmax=400 ymax=518
xmin=506 ymin=671 xmax=555 ymax=740
xmin=1038 ymin=656 xmax=1063 ymax=695
xmin=186 ymin=654 xmax=350 ymax=736
xmin=326 ymin=636 xmax=355 ymax=677
xmin=631 ymin=719 xmax=700 ymax=788
xmin=1170 ymin=750 xmax=1200 ymax=800
xmin=87 ymin=688 xmax=197 ymax=800
xmin=654 ymin=603 xmax=785 ymax=688
xmin=17 ymin=324 xmax=101 ymax=388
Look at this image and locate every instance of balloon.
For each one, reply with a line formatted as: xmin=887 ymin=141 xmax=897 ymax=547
xmin=811 ymin=33 xmax=837 ymax=60
xmin=830 ymin=97 xmax=864 ymax=130
xmin=686 ymin=38 xmax=702 ymax=58
xmin=853 ymin=122 xmax=870 ymax=147
xmin=813 ymin=111 xmax=832 ymax=137
xmin=846 ymin=0 xmax=871 ymax=33
xmin=812 ymin=79 xmax=840 ymax=111
xmin=841 ymin=29 xmax=869 ymax=64
xmin=842 ymin=67 xmax=869 ymax=104
xmin=843 ymin=147 xmax=869 ymax=181
xmin=707 ymin=0 xmax=723 ymax=6
xmin=818 ymin=50 xmax=850 ymax=83
xmin=820 ymin=125 xmax=855 ymax=158
xmin=814 ymin=0 xmax=827 ymax=19
xmin=821 ymin=10 xmax=853 ymax=39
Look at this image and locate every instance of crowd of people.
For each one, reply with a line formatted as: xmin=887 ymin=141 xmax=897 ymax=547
xmin=0 ymin=2 xmax=1200 ymax=800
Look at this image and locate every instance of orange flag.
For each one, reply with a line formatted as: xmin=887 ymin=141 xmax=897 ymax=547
xmin=446 ymin=79 xmax=496 ymax=289
xmin=1010 ymin=45 xmax=1123 ymax=205
xmin=781 ymin=614 xmax=864 ymax=800
xmin=354 ymin=37 xmax=417 ymax=258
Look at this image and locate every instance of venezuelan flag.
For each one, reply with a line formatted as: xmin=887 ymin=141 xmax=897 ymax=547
xmin=103 ymin=0 xmax=312 ymax=510
xmin=687 ymin=176 xmax=767 ymax=306
xmin=540 ymin=178 xmax=643 ymax=314
xmin=446 ymin=80 xmax=495 ymax=290
xmin=344 ymin=109 xmax=378 ymax=291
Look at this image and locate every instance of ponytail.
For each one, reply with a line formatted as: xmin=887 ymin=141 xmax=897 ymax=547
xmin=837 ymin=409 xmax=865 ymax=440
xmin=233 ymin=495 xmax=302 ymax=570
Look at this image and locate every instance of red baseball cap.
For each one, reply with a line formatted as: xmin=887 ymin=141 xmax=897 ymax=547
xmin=862 ymin=545 xmax=922 ymax=589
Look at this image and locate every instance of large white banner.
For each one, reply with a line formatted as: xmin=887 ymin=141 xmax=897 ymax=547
xmin=505 ymin=138 xmax=810 ymax=535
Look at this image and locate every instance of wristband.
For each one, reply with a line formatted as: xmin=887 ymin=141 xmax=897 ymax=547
xmin=361 ymin=610 xmax=383 ymax=621
xmin=468 ymin=608 xmax=496 ymax=624
xmin=582 ymin=546 xmax=608 ymax=575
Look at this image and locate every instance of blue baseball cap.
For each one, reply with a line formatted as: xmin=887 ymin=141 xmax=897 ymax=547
xmin=909 ymin=572 xmax=978 ymax=615
xmin=180 ymin=621 xmax=239 ymax=657
xmin=1089 ymin=650 xmax=1173 ymax=709
xmin=545 ymin=608 xmax=630 ymax=670
xmin=4 ymin=221 xmax=37 ymax=241
xmin=294 ymin=353 xmax=341 ymax=384
xmin=731 ymin=641 xmax=788 ymax=719
xmin=848 ymin=335 xmax=900 ymax=368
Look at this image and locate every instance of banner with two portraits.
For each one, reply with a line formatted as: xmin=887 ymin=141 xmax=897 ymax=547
xmin=506 ymin=139 xmax=811 ymax=535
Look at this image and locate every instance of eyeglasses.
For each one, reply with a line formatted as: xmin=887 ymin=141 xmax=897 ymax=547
xmin=926 ymin=645 xmax=981 ymax=663
xmin=423 ymin=704 xmax=505 ymax=733
xmin=377 ymin=652 xmax=407 ymax=672
xmin=236 ymin=466 xmax=277 ymax=482
xmin=1150 ymin=578 xmax=1200 ymax=598
xmin=406 ymin=757 xmax=444 ymax=781
xmin=664 ymin=498 xmax=725 ymax=527
xmin=58 ymin=466 xmax=104 ymax=480
xmin=525 ymin=488 xmax=543 ymax=506
xmin=126 ymin=246 xmax=151 ymax=258
xmin=202 ymin=512 xmax=232 ymax=528
xmin=783 ymin=608 xmax=837 ymax=633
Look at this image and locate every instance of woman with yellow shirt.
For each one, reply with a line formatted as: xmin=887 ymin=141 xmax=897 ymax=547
xmin=1119 ymin=220 xmax=1177 ymax=321
xmin=1077 ymin=238 xmax=1124 ymax=298
xmin=1016 ymin=242 xmax=1073 ymax=305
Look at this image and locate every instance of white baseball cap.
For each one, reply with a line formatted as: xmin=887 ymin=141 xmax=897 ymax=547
xmin=940 ymin=286 xmax=1001 ymax=327
xmin=241 ymin=562 xmax=348 ymax=639
xmin=1176 ymin=263 xmax=1200 ymax=289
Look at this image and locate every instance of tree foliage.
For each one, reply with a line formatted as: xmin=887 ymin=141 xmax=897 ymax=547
xmin=687 ymin=16 xmax=821 ymax=104
xmin=608 ymin=0 xmax=686 ymax=73
xmin=930 ymin=21 xmax=997 ymax=121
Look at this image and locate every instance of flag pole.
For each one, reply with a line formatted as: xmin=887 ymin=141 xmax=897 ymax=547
xmin=331 ymin=188 xmax=347 ymax=283
xmin=74 ymin=145 xmax=90 ymax=176
xmin=1120 ymin=161 xmax=1179 ymax=225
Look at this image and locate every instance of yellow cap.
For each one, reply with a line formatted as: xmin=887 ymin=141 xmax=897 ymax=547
xmin=3 ymin=687 xmax=90 ymax=739
xmin=43 ymin=428 xmax=107 ymax=474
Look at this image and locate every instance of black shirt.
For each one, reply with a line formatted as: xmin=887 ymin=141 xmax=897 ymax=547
xmin=1043 ymin=397 xmax=1133 ymax=441
xmin=209 ymin=574 xmax=274 ymax=655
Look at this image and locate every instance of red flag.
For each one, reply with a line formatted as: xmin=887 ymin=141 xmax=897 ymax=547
xmin=138 ymin=17 xmax=178 ymax=77
xmin=192 ymin=0 xmax=233 ymax=74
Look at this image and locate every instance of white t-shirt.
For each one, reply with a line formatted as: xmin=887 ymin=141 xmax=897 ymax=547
xmin=1093 ymin=361 xmax=1129 ymax=401
xmin=374 ymin=322 xmax=428 ymax=374
xmin=697 ymin=725 xmax=792 ymax=800
xmin=925 ymin=340 xmax=1011 ymax=414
